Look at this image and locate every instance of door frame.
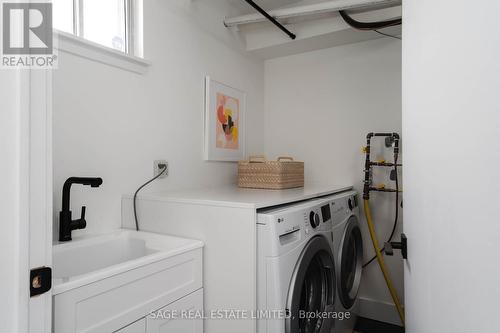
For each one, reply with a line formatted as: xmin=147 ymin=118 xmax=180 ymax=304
xmin=7 ymin=55 xmax=53 ymax=333
xmin=25 ymin=66 xmax=53 ymax=333
xmin=0 ymin=64 xmax=52 ymax=333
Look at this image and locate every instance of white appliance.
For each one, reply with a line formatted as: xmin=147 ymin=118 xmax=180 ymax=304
xmin=316 ymin=190 xmax=363 ymax=333
xmin=257 ymin=198 xmax=337 ymax=333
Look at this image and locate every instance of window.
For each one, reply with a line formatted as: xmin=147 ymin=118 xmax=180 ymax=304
xmin=53 ymin=0 xmax=137 ymax=55
xmin=53 ymin=0 xmax=73 ymax=34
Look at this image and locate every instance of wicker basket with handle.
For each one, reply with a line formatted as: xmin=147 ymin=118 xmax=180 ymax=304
xmin=238 ymin=155 xmax=304 ymax=189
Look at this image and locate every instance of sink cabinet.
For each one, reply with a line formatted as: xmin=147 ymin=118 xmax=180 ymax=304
xmin=52 ymin=231 xmax=203 ymax=333
xmin=114 ymin=290 xmax=203 ymax=333
xmin=115 ymin=319 xmax=146 ymax=333
xmin=146 ymin=289 xmax=203 ymax=333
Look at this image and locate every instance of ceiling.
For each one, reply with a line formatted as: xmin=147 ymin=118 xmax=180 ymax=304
xmin=225 ymin=0 xmax=402 ymax=21
xmin=226 ymin=0 xmax=315 ymax=16
xmin=223 ymin=0 xmax=402 ymax=59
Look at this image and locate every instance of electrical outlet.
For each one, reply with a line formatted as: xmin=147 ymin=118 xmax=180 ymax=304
xmin=154 ymin=160 xmax=168 ymax=179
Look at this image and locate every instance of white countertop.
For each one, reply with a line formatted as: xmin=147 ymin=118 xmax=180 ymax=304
xmin=126 ymin=183 xmax=352 ymax=209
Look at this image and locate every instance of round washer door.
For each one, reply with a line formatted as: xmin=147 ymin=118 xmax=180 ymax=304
xmin=338 ymin=215 xmax=363 ymax=310
xmin=285 ymin=235 xmax=336 ymax=333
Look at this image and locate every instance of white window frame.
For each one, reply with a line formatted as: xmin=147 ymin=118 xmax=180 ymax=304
xmin=54 ymin=0 xmax=150 ymax=74
xmin=125 ymin=0 xmax=134 ymax=55
xmin=68 ymin=0 xmax=131 ymax=54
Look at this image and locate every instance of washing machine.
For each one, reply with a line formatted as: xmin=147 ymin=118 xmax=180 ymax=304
xmin=316 ymin=190 xmax=363 ymax=333
xmin=257 ymin=198 xmax=337 ymax=333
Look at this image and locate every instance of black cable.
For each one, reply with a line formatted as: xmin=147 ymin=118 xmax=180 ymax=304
xmin=362 ymin=248 xmax=380 ymax=267
xmin=362 ymin=155 xmax=400 ymax=268
xmin=133 ymin=165 xmax=167 ymax=231
xmin=339 ymin=10 xmax=401 ymax=31
xmin=388 ymin=155 xmax=399 ymax=240
xmin=374 ymin=30 xmax=401 ymax=40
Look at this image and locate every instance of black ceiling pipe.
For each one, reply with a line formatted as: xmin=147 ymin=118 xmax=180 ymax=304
xmin=242 ymin=0 xmax=296 ymax=39
xmin=339 ymin=10 xmax=401 ymax=30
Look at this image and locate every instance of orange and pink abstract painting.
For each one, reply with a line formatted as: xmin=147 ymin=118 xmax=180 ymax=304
xmin=205 ymin=77 xmax=245 ymax=161
xmin=216 ymin=93 xmax=239 ymax=150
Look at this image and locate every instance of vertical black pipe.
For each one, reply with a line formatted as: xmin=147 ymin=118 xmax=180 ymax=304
xmin=363 ymin=133 xmax=373 ymax=200
xmin=393 ymin=132 xmax=400 ymax=156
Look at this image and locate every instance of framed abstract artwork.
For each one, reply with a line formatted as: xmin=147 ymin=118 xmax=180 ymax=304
xmin=204 ymin=76 xmax=246 ymax=161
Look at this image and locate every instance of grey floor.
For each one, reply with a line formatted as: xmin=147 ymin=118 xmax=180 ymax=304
xmin=354 ymin=317 xmax=405 ymax=333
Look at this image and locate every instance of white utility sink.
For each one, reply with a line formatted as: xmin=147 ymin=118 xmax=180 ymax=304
xmin=52 ymin=229 xmax=204 ymax=332
xmin=53 ymin=233 xmax=158 ymax=280
xmin=52 ymin=229 xmax=203 ymax=294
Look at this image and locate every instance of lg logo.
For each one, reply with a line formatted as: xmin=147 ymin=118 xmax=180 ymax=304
xmin=2 ymin=3 xmax=52 ymax=54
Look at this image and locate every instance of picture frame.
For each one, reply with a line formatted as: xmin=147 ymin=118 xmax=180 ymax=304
xmin=204 ymin=76 xmax=246 ymax=161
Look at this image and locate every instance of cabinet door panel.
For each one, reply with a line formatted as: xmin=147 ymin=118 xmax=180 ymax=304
xmin=115 ymin=318 xmax=146 ymax=333
xmin=147 ymin=289 xmax=203 ymax=333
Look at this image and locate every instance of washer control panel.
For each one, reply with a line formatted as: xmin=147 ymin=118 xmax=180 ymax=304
xmin=256 ymin=193 xmax=354 ymax=256
xmin=312 ymin=191 xmax=359 ymax=227
xmin=302 ymin=206 xmax=330 ymax=234
xmin=309 ymin=211 xmax=320 ymax=228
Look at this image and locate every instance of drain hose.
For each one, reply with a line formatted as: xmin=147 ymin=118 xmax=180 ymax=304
xmin=363 ymin=199 xmax=405 ymax=325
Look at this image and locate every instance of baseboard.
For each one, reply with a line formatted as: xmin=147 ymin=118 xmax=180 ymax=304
xmin=358 ymin=297 xmax=403 ymax=327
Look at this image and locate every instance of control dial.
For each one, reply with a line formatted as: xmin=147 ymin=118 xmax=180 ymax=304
xmin=309 ymin=211 xmax=320 ymax=229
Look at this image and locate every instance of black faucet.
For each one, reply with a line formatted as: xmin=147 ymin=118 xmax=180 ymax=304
xmin=59 ymin=177 xmax=103 ymax=241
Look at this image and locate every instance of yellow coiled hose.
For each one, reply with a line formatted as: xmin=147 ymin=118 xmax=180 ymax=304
xmin=364 ymin=199 xmax=405 ymax=325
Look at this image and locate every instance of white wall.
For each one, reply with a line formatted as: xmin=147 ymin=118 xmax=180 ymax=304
xmin=403 ymin=1 xmax=500 ymax=332
xmin=264 ymin=37 xmax=403 ymax=324
xmin=53 ymin=0 xmax=264 ymax=237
